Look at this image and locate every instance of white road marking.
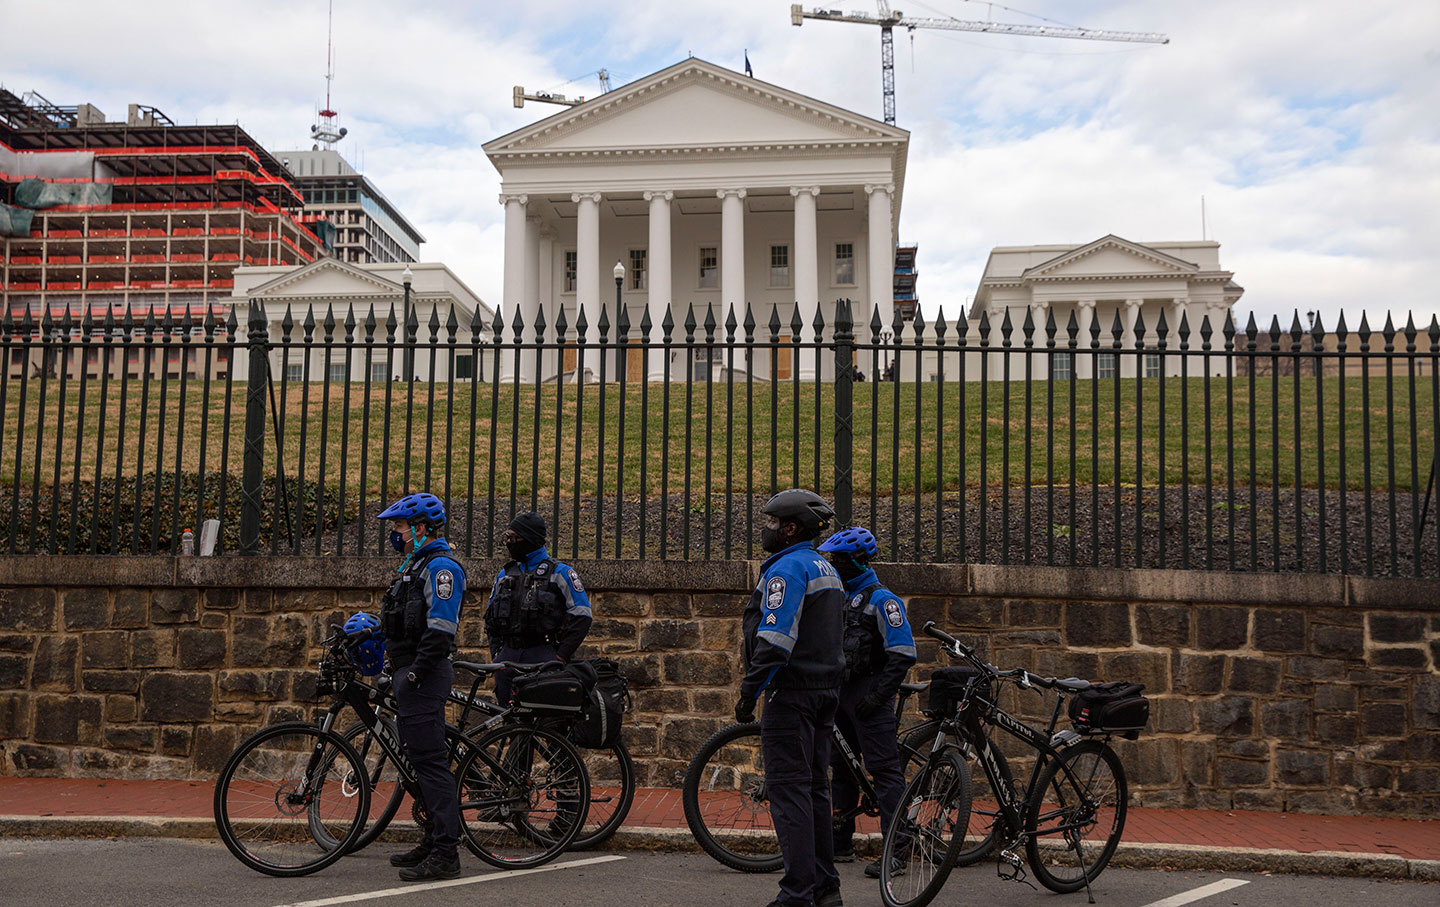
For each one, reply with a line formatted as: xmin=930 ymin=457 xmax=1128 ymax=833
xmin=1138 ymin=878 xmax=1252 ymax=907
xmin=270 ymin=854 xmax=627 ymax=907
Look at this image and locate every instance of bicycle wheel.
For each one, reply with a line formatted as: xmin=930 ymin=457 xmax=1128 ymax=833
xmin=310 ymin=718 xmax=407 ymax=854
xmin=457 ymin=723 xmax=590 ymax=869
xmin=1023 ymin=740 xmax=1128 ymax=894
xmin=879 ymin=747 xmax=971 ymax=907
xmin=570 ymin=740 xmax=636 ymax=850
xmin=682 ymin=721 xmax=782 ymax=873
xmin=954 ymin=736 xmax=1012 ymax=867
xmin=213 ymin=722 xmax=369 ymax=877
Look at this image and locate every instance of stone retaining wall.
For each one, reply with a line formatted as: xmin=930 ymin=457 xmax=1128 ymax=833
xmin=0 ymin=557 xmax=1436 ymax=816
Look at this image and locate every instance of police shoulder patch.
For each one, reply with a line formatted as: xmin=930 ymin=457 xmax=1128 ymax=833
xmin=849 ymin=593 xmax=864 ymax=609
xmin=884 ymin=600 xmax=905 ymax=628
xmin=435 ymin=569 xmax=455 ymax=600
xmin=765 ymin=576 xmax=786 ymax=609
xmin=569 ymin=571 xmax=585 ymax=593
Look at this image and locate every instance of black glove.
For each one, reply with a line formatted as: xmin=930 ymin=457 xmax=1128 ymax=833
xmin=734 ymin=696 xmax=757 ymax=723
xmin=855 ymin=692 xmax=887 ymax=719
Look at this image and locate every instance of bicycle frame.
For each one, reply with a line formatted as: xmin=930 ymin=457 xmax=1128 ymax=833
xmin=939 ymin=681 xmax=1100 ymax=855
xmin=830 ymin=683 xmax=934 ymax=824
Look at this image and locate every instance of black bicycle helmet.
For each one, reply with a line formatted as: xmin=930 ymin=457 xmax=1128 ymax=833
xmin=762 ymin=489 xmax=836 ymax=536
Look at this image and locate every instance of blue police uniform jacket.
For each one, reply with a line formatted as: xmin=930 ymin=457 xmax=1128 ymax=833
xmin=486 ymin=546 xmax=593 ymax=661
xmin=740 ymin=540 xmax=846 ymax=698
xmin=384 ymin=537 xmax=465 ymax=675
xmin=842 ymin=567 xmax=917 ymax=697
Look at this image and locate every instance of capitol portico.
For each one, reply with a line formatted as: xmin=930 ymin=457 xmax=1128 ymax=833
xmin=483 ymin=57 xmax=909 ymax=383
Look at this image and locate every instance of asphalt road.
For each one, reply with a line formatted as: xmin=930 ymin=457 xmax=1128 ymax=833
xmin=0 ymin=839 xmax=1433 ymax=907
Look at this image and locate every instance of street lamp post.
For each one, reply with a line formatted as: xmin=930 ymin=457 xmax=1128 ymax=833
xmin=880 ymin=329 xmax=893 ymax=379
xmin=613 ymin=260 xmax=625 ymax=383
xmin=401 ymin=265 xmax=414 ymax=380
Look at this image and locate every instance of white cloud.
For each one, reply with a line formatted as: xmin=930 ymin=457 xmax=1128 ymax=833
xmin=4 ymin=0 xmax=1437 ymax=326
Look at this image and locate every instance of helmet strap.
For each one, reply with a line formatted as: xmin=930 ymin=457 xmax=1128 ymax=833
xmin=396 ymin=525 xmax=429 ymax=573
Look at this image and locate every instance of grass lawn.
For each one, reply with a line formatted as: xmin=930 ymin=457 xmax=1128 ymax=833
xmin=2 ymin=373 xmax=1435 ymax=501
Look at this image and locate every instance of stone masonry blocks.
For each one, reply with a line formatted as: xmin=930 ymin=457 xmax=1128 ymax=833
xmin=0 ymin=560 xmax=1436 ymax=819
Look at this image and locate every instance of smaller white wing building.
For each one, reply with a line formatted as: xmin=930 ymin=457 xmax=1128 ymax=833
xmin=967 ymin=235 xmax=1244 ymax=380
xmin=229 ymin=259 xmax=494 ymax=383
xmin=484 ymin=58 xmax=909 ymax=382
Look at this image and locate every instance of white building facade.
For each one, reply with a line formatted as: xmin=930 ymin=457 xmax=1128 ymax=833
xmin=892 ymin=235 xmax=1243 ymax=383
xmin=483 ymin=58 xmax=909 ymax=383
xmin=229 ymin=259 xmax=494 ymax=382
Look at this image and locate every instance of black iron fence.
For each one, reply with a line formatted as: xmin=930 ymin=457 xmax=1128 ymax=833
xmin=1 ymin=297 xmax=1436 ymax=576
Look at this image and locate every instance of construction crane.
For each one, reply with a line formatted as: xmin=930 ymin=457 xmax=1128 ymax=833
xmin=791 ymin=3 xmax=1168 ymax=125
xmin=513 ymin=69 xmax=615 ymax=109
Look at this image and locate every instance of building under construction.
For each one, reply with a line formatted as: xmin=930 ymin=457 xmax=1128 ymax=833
xmin=0 ymin=87 xmax=329 ymax=377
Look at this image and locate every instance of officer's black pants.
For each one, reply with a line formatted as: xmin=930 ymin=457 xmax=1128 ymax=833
xmin=395 ymin=660 xmax=459 ymax=860
xmin=762 ymin=686 xmax=841 ymax=906
xmin=831 ymin=673 xmax=905 ymax=846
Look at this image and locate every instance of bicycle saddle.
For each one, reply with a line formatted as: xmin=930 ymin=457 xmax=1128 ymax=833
xmin=1052 ymin=677 xmax=1092 ymax=692
xmin=899 ymin=682 xmax=929 ymax=694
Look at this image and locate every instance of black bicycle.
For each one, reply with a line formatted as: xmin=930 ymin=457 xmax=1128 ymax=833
xmin=879 ymin=622 xmax=1138 ymax=907
xmin=682 ymin=680 xmax=939 ymax=873
xmin=213 ymin=627 xmax=589 ymax=876
xmin=333 ymin=661 xmax=636 ymax=853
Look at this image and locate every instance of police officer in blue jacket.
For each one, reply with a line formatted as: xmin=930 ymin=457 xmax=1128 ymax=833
xmin=737 ymin=489 xmax=845 ymax=907
xmin=817 ymin=526 xmax=917 ymax=879
xmin=485 ymin=512 xmax=593 ymax=705
xmin=376 ymin=492 xmax=466 ymax=881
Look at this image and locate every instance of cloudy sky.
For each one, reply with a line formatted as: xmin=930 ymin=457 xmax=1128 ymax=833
xmin=5 ymin=0 xmax=1438 ymax=329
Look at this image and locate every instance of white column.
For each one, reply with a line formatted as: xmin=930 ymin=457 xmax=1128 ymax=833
xmin=865 ymin=183 xmax=895 ymax=347
xmin=1205 ymin=302 xmax=1227 ymax=376
xmin=519 ymin=214 xmax=541 ymax=382
xmin=718 ymin=188 xmax=746 ymax=310
xmin=1075 ymin=299 xmax=1096 ymax=379
xmin=791 ymin=185 xmax=820 ymax=380
xmin=537 ymin=225 xmax=556 ymax=380
xmin=573 ymin=192 xmax=602 ymax=381
xmin=1121 ymin=298 xmax=1143 ymax=378
xmin=985 ymin=301 xmax=1006 ymax=380
xmin=1168 ymin=296 xmax=1188 ymax=377
xmin=644 ymin=190 xmax=673 ymax=381
xmin=499 ymin=193 xmax=528 ymax=381
xmin=1030 ymin=301 xmax=1050 ymax=381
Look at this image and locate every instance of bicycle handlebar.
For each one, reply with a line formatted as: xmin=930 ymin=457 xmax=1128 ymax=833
xmin=922 ymin=621 xmax=1089 ymax=695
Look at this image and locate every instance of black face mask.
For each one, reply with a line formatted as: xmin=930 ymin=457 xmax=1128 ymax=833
xmin=833 ymin=556 xmax=867 ymax=582
xmin=506 ymin=539 xmax=537 ymax=560
xmin=760 ymin=526 xmax=786 ymax=553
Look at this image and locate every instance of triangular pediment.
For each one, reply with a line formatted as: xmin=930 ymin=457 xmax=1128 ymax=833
xmin=1024 ymin=235 xmax=1200 ymax=280
xmin=485 ymin=58 xmax=907 ymax=156
xmin=249 ymin=258 xmax=405 ymax=298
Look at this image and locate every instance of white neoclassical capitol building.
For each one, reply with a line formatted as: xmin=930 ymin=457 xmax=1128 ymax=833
xmin=484 ymin=57 xmax=907 ymax=382
xmin=485 ymin=57 xmax=1241 ymax=383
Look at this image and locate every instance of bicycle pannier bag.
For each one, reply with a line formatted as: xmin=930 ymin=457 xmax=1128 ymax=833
xmin=572 ymin=658 xmax=630 ymax=748
xmin=512 ymin=662 xmax=592 ymax=715
xmin=925 ymin=665 xmax=988 ymax=718
xmin=1068 ymin=681 xmax=1149 ymax=739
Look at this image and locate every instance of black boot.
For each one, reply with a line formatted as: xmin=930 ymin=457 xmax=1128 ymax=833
xmin=388 ymin=844 xmax=431 ymax=868
xmin=398 ymin=852 xmax=461 ymax=881
xmin=815 ymin=884 xmax=844 ymax=907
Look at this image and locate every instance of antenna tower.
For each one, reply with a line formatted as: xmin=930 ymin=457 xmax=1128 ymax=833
xmin=310 ymin=0 xmax=347 ymax=147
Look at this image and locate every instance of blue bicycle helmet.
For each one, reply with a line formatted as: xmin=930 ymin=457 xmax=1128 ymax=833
xmin=818 ymin=526 xmax=879 ymax=561
xmin=343 ymin=611 xmax=386 ymax=676
xmin=377 ymin=492 xmax=446 ymax=527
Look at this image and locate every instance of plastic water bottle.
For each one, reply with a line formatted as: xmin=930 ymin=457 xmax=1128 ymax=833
xmin=181 ymin=528 xmax=195 ymax=556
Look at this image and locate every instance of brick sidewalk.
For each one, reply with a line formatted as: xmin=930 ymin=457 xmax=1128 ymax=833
xmin=2 ymin=778 xmax=1438 ymax=861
